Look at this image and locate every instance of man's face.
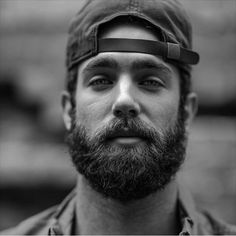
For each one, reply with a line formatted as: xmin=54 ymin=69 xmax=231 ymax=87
xmin=64 ymin=23 xmax=193 ymax=202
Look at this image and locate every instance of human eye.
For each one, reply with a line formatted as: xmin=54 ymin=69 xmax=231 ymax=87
xmin=88 ymin=76 xmax=113 ymax=91
xmin=139 ymin=77 xmax=165 ymax=91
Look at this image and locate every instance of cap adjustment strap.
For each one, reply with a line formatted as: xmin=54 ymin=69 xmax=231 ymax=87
xmin=167 ymin=42 xmax=180 ymax=60
xmin=98 ymin=38 xmax=199 ymax=65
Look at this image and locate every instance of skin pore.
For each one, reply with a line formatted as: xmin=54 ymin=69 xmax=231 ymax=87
xmin=62 ymin=21 xmax=197 ymax=235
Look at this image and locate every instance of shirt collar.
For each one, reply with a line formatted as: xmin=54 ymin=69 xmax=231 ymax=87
xmin=48 ymin=189 xmax=76 ymax=235
xmin=48 ymin=185 xmax=199 ymax=235
xmin=177 ymin=183 xmax=198 ymax=235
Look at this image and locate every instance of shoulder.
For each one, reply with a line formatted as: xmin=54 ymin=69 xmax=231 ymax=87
xmin=196 ymin=210 xmax=236 ymax=235
xmin=1 ymin=189 xmax=76 ymax=235
xmin=0 ymin=205 xmax=58 ymax=235
xmin=177 ymin=183 xmax=236 ymax=235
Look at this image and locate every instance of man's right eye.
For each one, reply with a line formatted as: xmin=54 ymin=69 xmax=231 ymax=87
xmin=88 ymin=77 xmax=113 ymax=90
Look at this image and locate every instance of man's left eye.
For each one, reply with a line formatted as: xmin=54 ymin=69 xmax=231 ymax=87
xmin=139 ymin=79 xmax=164 ymax=88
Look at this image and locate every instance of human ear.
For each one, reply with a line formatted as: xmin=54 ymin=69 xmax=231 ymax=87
xmin=61 ymin=91 xmax=73 ymax=131
xmin=184 ymin=92 xmax=198 ymax=132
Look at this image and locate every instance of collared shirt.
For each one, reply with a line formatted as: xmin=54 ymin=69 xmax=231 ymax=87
xmin=1 ymin=186 xmax=236 ymax=235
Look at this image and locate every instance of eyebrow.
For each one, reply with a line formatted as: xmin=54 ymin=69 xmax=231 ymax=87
xmin=82 ymin=56 xmax=172 ymax=76
xmin=131 ymin=59 xmax=172 ymax=74
xmin=83 ymin=57 xmax=119 ymax=74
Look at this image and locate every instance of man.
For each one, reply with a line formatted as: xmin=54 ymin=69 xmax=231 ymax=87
xmin=1 ymin=0 xmax=236 ymax=235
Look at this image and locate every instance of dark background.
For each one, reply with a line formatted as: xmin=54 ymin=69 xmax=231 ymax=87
xmin=0 ymin=0 xmax=236 ymax=230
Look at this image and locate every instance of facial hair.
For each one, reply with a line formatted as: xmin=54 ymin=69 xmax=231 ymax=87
xmin=66 ymin=113 xmax=187 ymax=202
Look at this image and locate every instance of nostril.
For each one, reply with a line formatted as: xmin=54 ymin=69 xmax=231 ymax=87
xmin=113 ymin=108 xmax=138 ymax=118
xmin=129 ymin=109 xmax=137 ymax=117
xmin=114 ymin=109 xmax=123 ymax=117
xmin=112 ymin=100 xmax=141 ymax=118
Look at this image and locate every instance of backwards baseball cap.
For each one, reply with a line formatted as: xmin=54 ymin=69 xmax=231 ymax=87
xmin=66 ymin=0 xmax=199 ymax=73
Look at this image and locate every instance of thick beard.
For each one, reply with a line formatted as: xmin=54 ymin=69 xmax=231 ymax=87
xmin=66 ymin=112 xmax=187 ymax=202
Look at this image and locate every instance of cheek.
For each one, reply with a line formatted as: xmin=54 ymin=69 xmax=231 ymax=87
xmin=159 ymin=102 xmax=179 ymax=127
xmin=75 ymin=92 xmax=112 ymax=134
xmin=145 ymin=91 xmax=180 ymax=131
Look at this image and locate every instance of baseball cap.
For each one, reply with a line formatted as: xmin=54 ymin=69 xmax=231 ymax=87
xmin=66 ymin=0 xmax=199 ymax=74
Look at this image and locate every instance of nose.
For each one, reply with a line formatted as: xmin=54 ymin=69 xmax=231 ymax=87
xmin=112 ymin=76 xmax=140 ymax=118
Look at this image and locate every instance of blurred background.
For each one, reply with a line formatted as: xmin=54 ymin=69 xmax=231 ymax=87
xmin=0 ymin=0 xmax=235 ymax=230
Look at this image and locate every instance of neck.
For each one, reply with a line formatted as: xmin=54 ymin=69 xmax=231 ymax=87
xmin=75 ymin=175 xmax=180 ymax=235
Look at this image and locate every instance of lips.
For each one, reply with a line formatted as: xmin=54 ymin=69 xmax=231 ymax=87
xmin=106 ymin=130 xmax=144 ymax=145
xmin=107 ymin=129 xmax=145 ymax=140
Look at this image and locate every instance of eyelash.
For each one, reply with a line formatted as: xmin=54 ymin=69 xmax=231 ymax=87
xmin=88 ymin=77 xmax=114 ymax=91
xmin=89 ymin=78 xmax=112 ymax=86
xmin=139 ymin=79 xmax=163 ymax=86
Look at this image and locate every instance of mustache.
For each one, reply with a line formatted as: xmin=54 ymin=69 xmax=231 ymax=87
xmin=91 ymin=118 xmax=162 ymax=143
